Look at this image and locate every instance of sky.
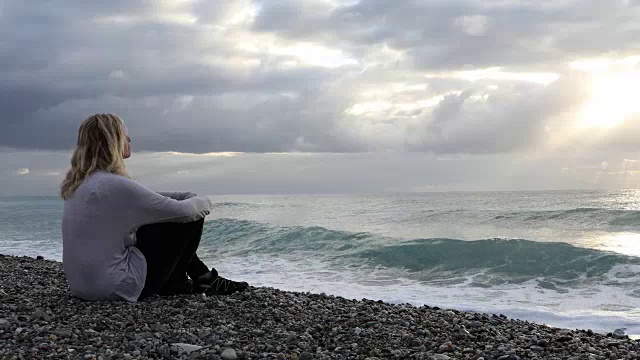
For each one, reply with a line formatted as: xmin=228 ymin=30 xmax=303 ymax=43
xmin=3 ymin=0 xmax=640 ymax=195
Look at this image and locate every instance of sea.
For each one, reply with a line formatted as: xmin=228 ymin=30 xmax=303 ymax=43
xmin=1 ymin=190 xmax=639 ymax=337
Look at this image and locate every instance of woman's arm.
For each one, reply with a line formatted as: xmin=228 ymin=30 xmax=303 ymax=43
xmin=157 ymin=191 xmax=198 ymax=201
xmin=96 ymin=175 xmax=212 ymax=230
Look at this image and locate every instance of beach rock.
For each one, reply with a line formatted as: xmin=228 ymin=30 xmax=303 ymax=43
xmin=221 ymin=348 xmax=237 ymax=360
xmin=556 ymin=335 xmax=572 ymax=342
xmin=33 ymin=308 xmax=51 ymax=321
xmin=171 ymin=343 xmax=203 ymax=354
xmin=468 ymin=320 xmax=483 ymax=329
xmin=158 ymin=344 xmax=170 ymax=357
xmin=613 ymin=328 xmax=627 ymax=338
xmin=0 ymin=255 xmax=639 ymax=360
xmin=537 ymin=339 xmax=549 ymax=347
xmin=432 ymin=355 xmax=450 ymax=360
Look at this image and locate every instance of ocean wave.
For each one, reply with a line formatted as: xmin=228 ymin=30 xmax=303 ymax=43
xmin=455 ymin=207 xmax=640 ymax=230
xmin=202 ymin=218 xmax=640 ymax=287
xmin=202 ymin=218 xmax=375 ymax=253
xmin=359 ymin=238 xmax=640 ymax=284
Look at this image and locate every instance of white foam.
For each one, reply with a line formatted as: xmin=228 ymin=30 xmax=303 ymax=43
xmin=203 ymin=253 xmax=640 ymax=336
xmin=0 ymin=238 xmax=62 ymax=261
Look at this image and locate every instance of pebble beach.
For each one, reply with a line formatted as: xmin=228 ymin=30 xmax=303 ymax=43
xmin=0 ymin=255 xmax=638 ymax=360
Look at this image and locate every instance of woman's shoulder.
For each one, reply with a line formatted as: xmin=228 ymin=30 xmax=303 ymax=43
xmin=92 ymin=171 xmax=127 ymax=184
xmin=93 ymin=171 xmax=140 ymax=193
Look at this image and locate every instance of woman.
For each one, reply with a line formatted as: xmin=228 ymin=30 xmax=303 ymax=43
xmin=60 ymin=113 xmax=248 ymax=302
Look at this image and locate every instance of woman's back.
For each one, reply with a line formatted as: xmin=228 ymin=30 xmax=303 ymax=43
xmin=62 ymin=170 xmax=212 ymax=301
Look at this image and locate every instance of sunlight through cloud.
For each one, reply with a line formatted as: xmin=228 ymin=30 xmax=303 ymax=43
xmin=454 ymin=67 xmax=560 ymax=85
xmin=571 ymin=56 xmax=640 ymax=129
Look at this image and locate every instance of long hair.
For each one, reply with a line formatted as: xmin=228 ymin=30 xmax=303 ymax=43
xmin=60 ymin=113 xmax=129 ymax=200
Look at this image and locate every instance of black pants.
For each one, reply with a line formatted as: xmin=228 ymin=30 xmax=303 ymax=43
xmin=135 ymin=218 xmax=210 ymax=298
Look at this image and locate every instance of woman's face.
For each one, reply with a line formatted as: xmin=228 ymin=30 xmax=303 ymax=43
xmin=123 ymin=135 xmax=131 ymax=159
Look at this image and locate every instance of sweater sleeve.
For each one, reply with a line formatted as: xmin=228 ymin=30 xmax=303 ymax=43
xmin=96 ymin=175 xmax=213 ymax=230
xmin=157 ymin=191 xmax=198 ymax=201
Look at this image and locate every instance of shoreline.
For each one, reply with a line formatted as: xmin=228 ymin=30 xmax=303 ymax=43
xmin=0 ymin=255 xmax=638 ymax=359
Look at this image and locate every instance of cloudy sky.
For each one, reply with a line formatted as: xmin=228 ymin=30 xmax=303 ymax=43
xmin=2 ymin=0 xmax=640 ymax=195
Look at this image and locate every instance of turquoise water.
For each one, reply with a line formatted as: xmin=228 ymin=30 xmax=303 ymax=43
xmin=1 ymin=191 xmax=639 ymax=336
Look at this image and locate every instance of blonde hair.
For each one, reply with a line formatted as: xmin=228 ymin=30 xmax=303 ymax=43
xmin=60 ymin=113 xmax=129 ymax=200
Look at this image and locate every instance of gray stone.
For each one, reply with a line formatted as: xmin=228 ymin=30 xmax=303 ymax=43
xmin=537 ymin=339 xmax=549 ymax=347
xmin=431 ymin=355 xmax=450 ymax=360
xmin=587 ymin=346 xmax=600 ymax=354
xmin=468 ymin=321 xmax=483 ymax=328
xmin=171 ymin=343 xmax=203 ymax=354
xmin=33 ymin=309 xmax=51 ymax=322
xmin=613 ymin=328 xmax=627 ymax=338
xmin=150 ymin=323 xmax=167 ymax=332
xmin=53 ymin=330 xmax=73 ymax=338
xmin=220 ymin=348 xmax=237 ymax=360
xmin=158 ymin=344 xmax=170 ymax=357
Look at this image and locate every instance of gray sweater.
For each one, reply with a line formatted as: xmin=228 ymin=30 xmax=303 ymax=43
xmin=62 ymin=171 xmax=213 ymax=302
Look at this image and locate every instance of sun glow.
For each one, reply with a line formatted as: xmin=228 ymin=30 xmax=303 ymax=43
xmin=579 ymin=71 xmax=640 ymax=129
xmin=571 ymin=57 xmax=640 ymax=129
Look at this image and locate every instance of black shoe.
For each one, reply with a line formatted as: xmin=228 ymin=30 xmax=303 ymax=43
xmin=193 ymin=269 xmax=218 ymax=291
xmin=201 ymin=276 xmax=249 ymax=295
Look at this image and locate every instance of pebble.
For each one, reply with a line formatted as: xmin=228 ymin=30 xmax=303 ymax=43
xmin=468 ymin=320 xmax=483 ymax=328
xmin=537 ymin=339 xmax=549 ymax=347
xmin=432 ymin=355 xmax=450 ymax=360
xmin=171 ymin=343 xmax=203 ymax=353
xmin=33 ymin=309 xmax=51 ymax=321
xmin=0 ymin=254 xmax=639 ymax=360
xmin=221 ymin=348 xmax=237 ymax=360
xmin=614 ymin=328 xmax=628 ymax=338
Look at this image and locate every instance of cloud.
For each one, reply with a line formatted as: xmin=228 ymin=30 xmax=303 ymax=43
xmin=1 ymin=0 xmax=640 ymax=158
xmin=454 ymin=15 xmax=489 ymax=36
xmin=253 ymin=0 xmax=640 ymax=70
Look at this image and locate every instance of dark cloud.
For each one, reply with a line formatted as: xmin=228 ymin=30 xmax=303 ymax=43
xmin=253 ymin=0 xmax=640 ymax=70
xmin=0 ymin=0 xmax=638 ymax=155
